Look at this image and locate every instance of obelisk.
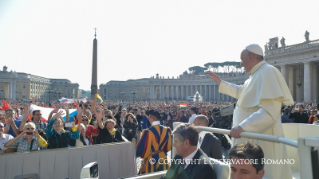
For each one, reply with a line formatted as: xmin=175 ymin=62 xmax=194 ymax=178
xmin=91 ymin=28 xmax=98 ymax=99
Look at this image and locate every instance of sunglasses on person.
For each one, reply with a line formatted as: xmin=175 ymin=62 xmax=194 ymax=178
xmin=82 ymin=119 xmax=88 ymax=121
xmin=26 ymin=128 xmax=35 ymax=130
xmin=0 ymin=126 xmax=4 ymax=129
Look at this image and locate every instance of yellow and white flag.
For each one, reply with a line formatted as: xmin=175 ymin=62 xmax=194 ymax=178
xmin=95 ymin=93 xmax=103 ymax=103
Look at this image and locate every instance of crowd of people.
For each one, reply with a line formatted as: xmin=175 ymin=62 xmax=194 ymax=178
xmin=0 ymin=97 xmax=318 ymax=152
xmin=281 ymin=102 xmax=319 ymax=124
xmin=0 ymin=97 xmax=236 ymax=153
xmin=0 ymin=98 xmax=318 ymax=179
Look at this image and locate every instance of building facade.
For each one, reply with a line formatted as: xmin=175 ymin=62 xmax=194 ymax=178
xmin=99 ymin=72 xmax=249 ymax=101
xmin=265 ymin=33 xmax=319 ymax=102
xmin=0 ymin=66 xmax=79 ymax=101
xmin=100 ymin=32 xmax=319 ymax=103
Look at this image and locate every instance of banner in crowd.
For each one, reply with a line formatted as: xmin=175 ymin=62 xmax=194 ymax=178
xmin=30 ymin=104 xmax=77 ymax=122
xmin=58 ymin=97 xmax=88 ymax=104
xmin=179 ymin=103 xmax=188 ymax=108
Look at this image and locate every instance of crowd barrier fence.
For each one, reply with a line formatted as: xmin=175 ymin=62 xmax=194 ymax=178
xmin=0 ymin=138 xmax=137 ymax=179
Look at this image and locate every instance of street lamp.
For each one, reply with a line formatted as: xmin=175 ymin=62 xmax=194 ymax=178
xmin=131 ymin=89 xmax=136 ymax=103
xmin=120 ymin=91 xmax=125 ymax=101
xmin=56 ymin=90 xmax=62 ymax=100
xmin=48 ymin=90 xmax=55 ymax=103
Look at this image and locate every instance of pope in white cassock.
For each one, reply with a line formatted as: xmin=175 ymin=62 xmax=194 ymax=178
xmin=209 ymin=44 xmax=294 ymax=179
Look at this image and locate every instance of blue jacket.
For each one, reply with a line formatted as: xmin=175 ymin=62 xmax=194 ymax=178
xmin=281 ymin=113 xmax=292 ymax=123
xmin=140 ymin=116 xmax=150 ymax=130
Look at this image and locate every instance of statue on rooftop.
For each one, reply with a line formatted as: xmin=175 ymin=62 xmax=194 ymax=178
xmin=264 ymin=43 xmax=269 ymax=52
xmin=280 ymin=37 xmax=286 ymax=47
xmin=305 ymin=31 xmax=310 ymax=42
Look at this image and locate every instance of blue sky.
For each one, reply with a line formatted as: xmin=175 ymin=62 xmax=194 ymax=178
xmin=0 ymin=0 xmax=318 ymax=90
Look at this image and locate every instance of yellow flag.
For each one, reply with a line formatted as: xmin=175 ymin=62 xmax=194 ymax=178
xmin=95 ymin=93 xmax=103 ymax=102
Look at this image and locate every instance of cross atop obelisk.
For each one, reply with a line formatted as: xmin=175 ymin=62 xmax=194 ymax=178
xmin=94 ymin=27 xmax=97 ymax=39
xmin=91 ymin=28 xmax=98 ymax=99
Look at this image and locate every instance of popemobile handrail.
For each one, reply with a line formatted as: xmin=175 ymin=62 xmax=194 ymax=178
xmin=195 ymin=126 xmax=298 ymax=148
xmin=122 ymin=124 xmax=318 ymax=179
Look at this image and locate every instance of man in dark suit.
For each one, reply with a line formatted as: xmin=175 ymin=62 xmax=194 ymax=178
xmin=179 ymin=110 xmax=188 ymax=123
xmin=161 ymin=123 xmax=216 ymax=179
xmin=193 ymin=115 xmax=223 ymax=160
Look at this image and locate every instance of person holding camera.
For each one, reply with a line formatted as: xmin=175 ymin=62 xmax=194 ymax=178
xmin=3 ymin=108 xmax=22 ymax=137
xmin=20 ymin=109 xmax=48 ymax=139
xmin=123 ymin=113 xmax=138 ymax=145
xmin=289 ymin=104 xmax=309 ymax=123
xmin=4 ymin=122 xmax=48 ymax=152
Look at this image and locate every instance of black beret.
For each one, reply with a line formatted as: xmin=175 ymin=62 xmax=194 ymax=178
xmin=148 ymin=109 xmax=161 ymax=120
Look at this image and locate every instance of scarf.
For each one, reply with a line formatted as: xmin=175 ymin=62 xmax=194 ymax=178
xmin=108 ymin=128 xmax=116 ymax=136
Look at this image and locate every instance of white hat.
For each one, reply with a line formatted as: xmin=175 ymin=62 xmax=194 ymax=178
xmin=245 ymin=44 xmax=263 ymax=56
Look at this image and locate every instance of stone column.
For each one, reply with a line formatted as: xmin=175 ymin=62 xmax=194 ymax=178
xmin=304 ymin=62 xmax=311 ymax=101
xmin=288 ymin=67 xmax=294 ymax=99
xmin=176 ymin=85 xmax=180 ymax=100
xmin=209 ymin=85 xmax=212 ymax=100
xmin=191 ymin=85 xmax=194 ymax=96
xmin=12 ymin=80 xmax=16 ymax=100
xmin=313 ymin=65 xmax=318 ymax=101
xmin=186 ymin=85 xmax=189 ymax=97
xmin=150 ymin=85 xmax=155 ymax=100
xmin=9 ymin=81 xmax=13 ymax=99
xmin=160 ymin=85 xmax=164 ymax=100
xmin=172 ymin=86 xmax=175 ymax=100
xmin=213 ymin=85 xmax=216 ymax=100
xmin=280 ymin=65 xmax=288 ymax=85
xmin=181 ymin=86 xmax=184 ymax=100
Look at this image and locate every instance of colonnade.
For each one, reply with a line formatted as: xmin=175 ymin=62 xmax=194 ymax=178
xmin=280 ymin=62 xmax=318 ymax=102
xmin=150 ymin=84 xmax=236 ymax=101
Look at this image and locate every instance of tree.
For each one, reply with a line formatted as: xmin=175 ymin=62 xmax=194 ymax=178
xmin=204 ymin=62 xmax=222 ymax=72
xmin=188 ymin=66 xmax=206 ymax=75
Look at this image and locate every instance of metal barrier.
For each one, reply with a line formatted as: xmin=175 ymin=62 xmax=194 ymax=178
xmin=122 ymin=124 xmax=319 ymax=179
xmin=0 ymin=139 xmax=137 ymax=179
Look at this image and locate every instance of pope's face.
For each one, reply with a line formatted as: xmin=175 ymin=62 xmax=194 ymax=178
xmin=240 ymin=50 xmax=252 ymax=73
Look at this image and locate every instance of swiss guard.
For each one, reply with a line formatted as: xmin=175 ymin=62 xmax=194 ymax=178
xmin=136 ymin=109 xmax=172 ymax=174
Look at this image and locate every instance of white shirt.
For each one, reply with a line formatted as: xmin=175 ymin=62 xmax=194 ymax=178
xmin=0 ymin=133 xmax=14 ymax=151
xmin=188 ymin=114 xmax=197 ymax=124
xmin=183 ymin=148 xmax=198 ymax=169
xmin=17 ymin=115 xmax=24 ymax=121
xmin=151 ymin=121 xmax=160 ymax=126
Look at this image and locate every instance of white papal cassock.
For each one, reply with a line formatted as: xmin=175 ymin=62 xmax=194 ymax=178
xmin=219 ymin=61 xmax=294 ymax=179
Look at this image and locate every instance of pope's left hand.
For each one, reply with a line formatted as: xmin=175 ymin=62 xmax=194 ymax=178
xmin=230 ymin=126 xmax=244 ymax=138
